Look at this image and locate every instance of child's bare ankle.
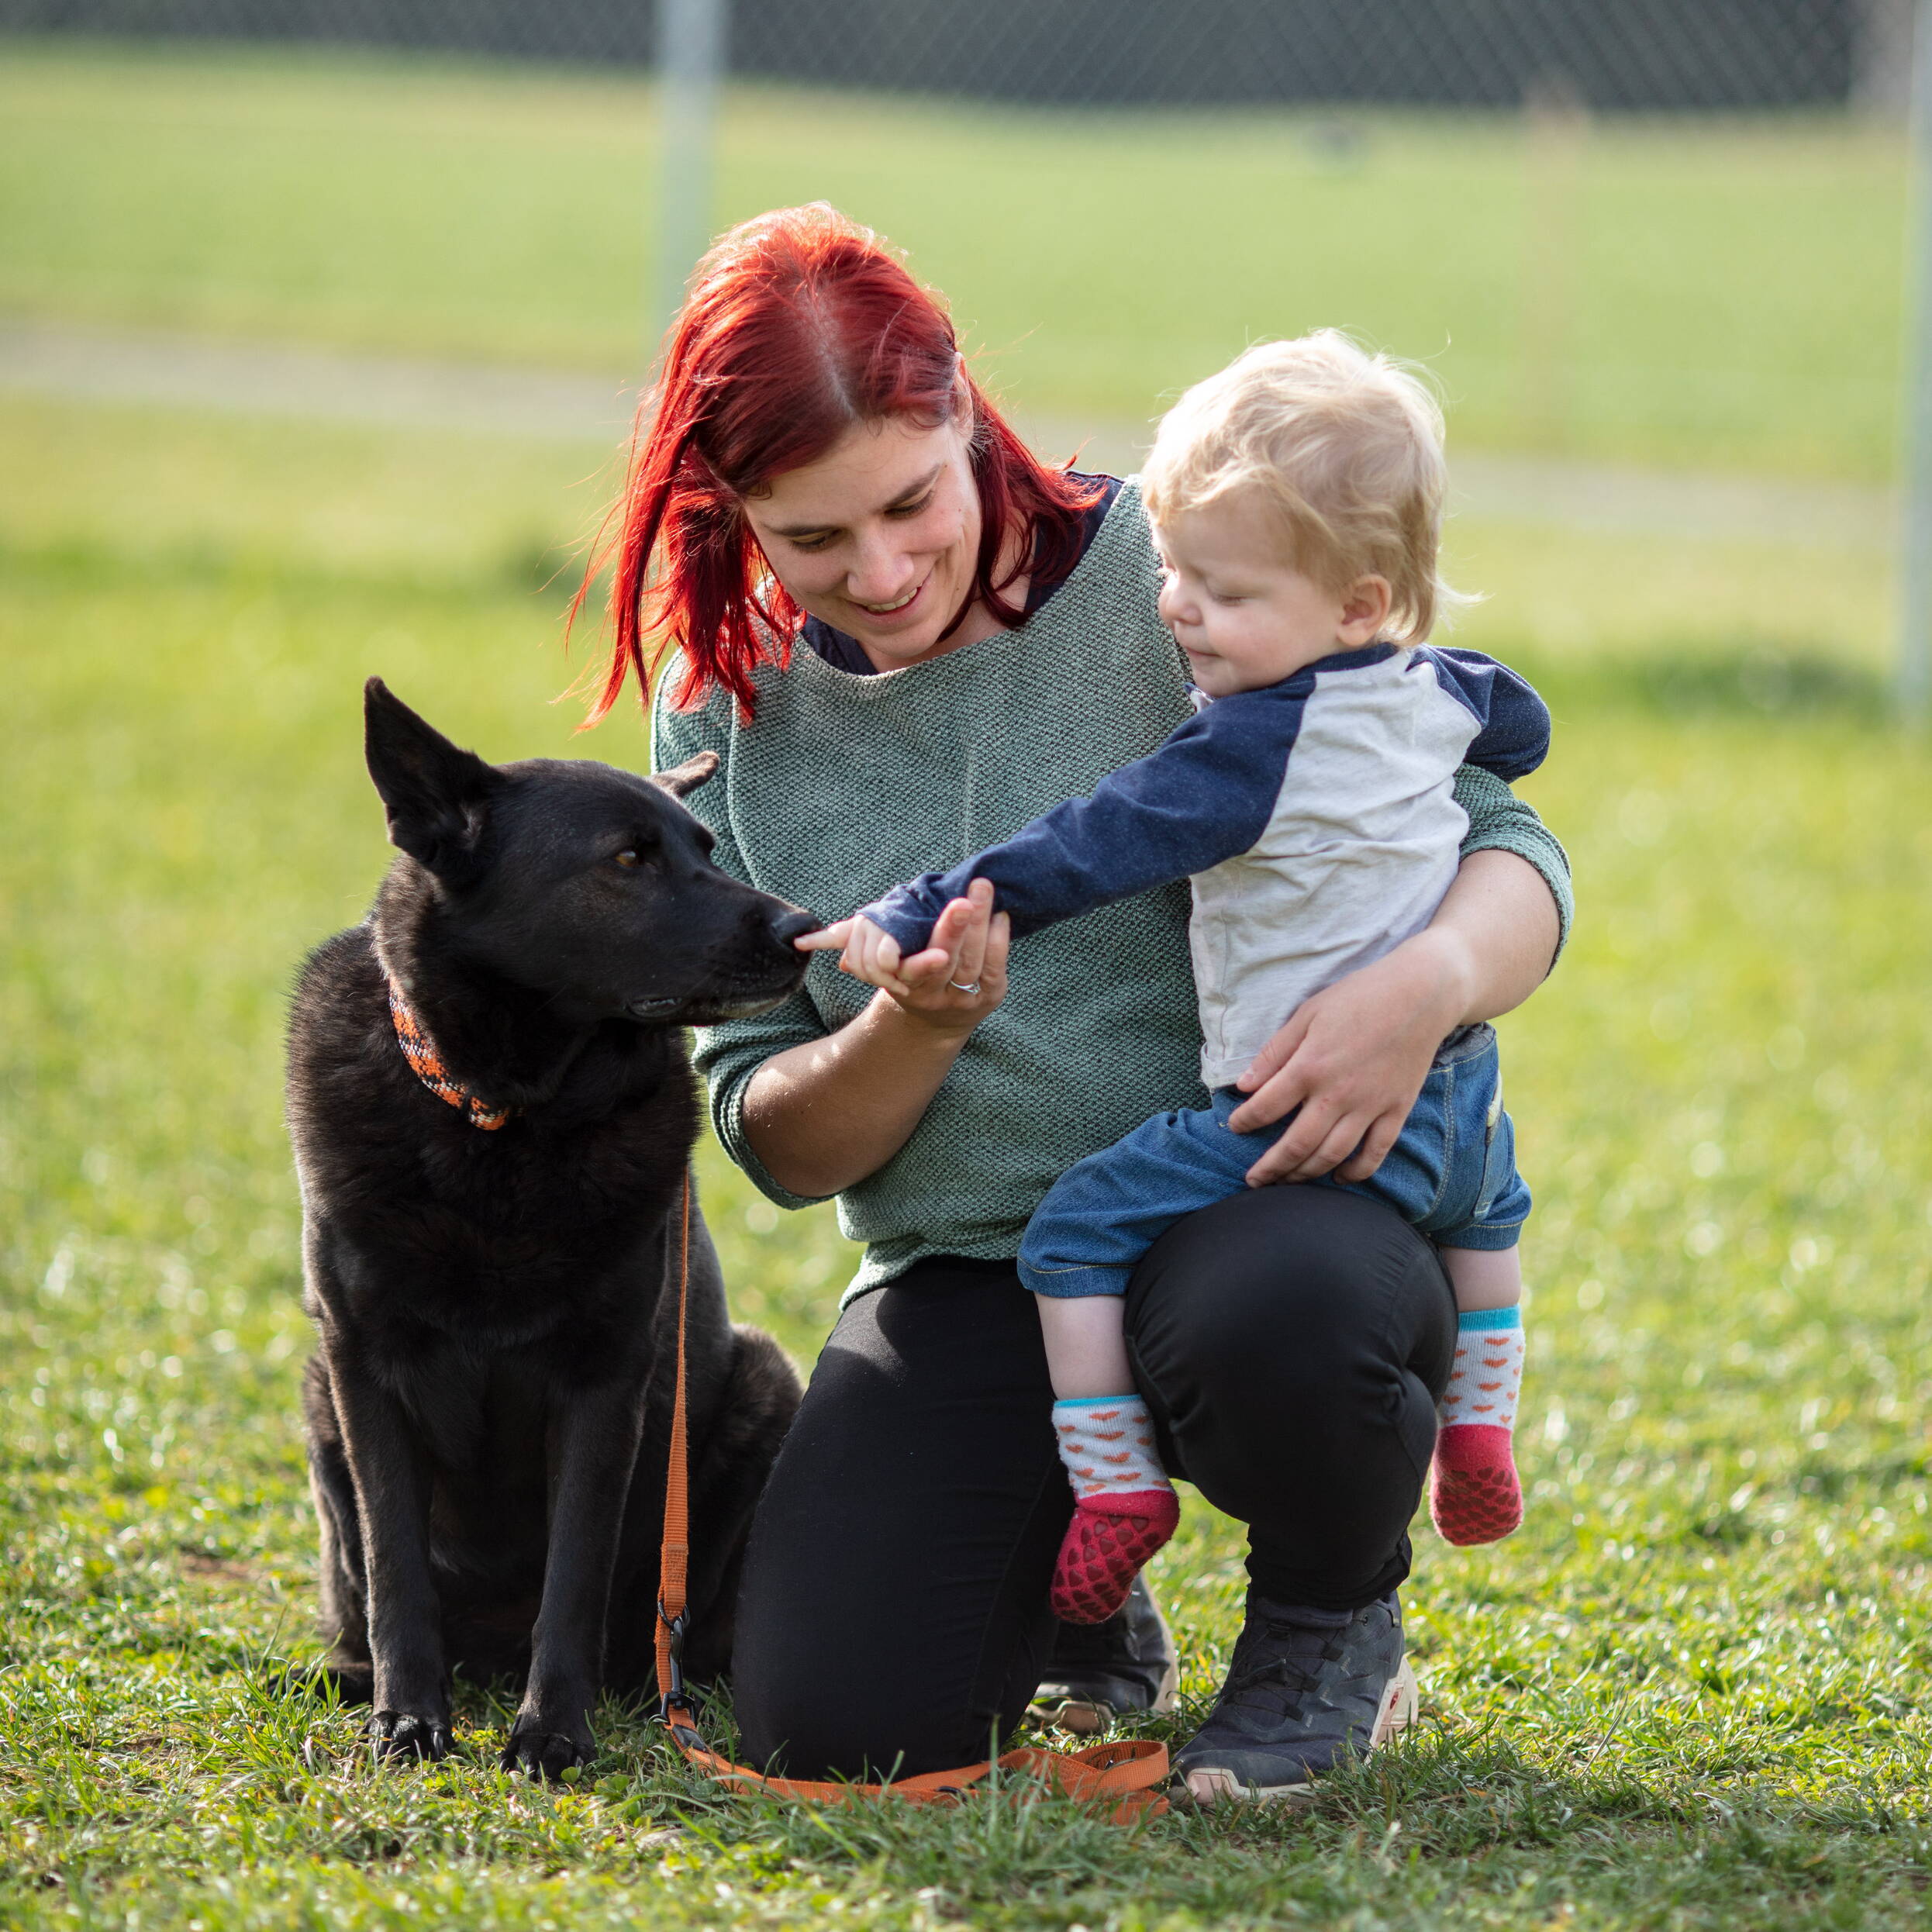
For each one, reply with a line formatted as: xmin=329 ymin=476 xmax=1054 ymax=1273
xmin=1440 ymin=1245 xmax=1521 ymax=1313
xmin=1037 ymin=1292 xmax=1135 ymax=1398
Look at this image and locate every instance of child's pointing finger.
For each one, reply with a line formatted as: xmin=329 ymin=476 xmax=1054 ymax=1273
xmin=793 ymin=919 xmax=854 ymax=952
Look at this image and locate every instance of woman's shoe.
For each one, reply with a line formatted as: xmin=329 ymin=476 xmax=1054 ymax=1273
xmin=1029 ymin=1575 xmax=1180 ymax=1735
xmin=1171 ymin=1590 xmax=1415 ymax=1803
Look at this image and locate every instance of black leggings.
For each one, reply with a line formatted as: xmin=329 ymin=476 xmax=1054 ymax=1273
xmin=731 ymin=1185 xmax=1457 ymax=1778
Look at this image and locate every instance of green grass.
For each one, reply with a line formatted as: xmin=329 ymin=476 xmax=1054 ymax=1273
xmin=3 ymin=390 xmax=1931 ymax=1929
xmin=0 ymin=36 xmax=1913 ymax=481
xmin=0 ymin=390 xmax=1897 ymax=676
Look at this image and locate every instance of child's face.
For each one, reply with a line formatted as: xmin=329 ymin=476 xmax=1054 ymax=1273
xmin=1152 ymin=495 xmax=1391 ymax=699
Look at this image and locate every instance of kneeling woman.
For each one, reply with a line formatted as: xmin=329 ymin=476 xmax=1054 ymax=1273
xmin=598 ymin=204 xmax=1568 ymax=1802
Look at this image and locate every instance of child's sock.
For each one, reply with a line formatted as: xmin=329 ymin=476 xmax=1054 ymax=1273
xmin=1050 ymin=1395 xmax=1179 ymax=1624
xmin=1431 ymin=1306 xmax=1525 ymax=1546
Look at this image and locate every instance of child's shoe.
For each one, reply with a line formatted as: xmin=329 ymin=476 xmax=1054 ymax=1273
xmin=1430 ymin=1308 xmax=1526 ymax=1546
xmin=1050 ymin=1394 xmax=1178 ymax=1624
xmin=1430 ymin=1423 xmax=1522 ymax=1545
xmin=1051 ymin=1489 xmax=1181 ymax=1624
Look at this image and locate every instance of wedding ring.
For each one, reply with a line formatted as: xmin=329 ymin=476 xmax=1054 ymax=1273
xmin=948 ymin=978 xmax=982 ymax=996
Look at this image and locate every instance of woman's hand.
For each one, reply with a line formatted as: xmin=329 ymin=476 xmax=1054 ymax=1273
xmin=1226 ymin=927 xmax=1475 ymax=1187
xmin=1226 ymin=848 xmax=1558 ymax=1186
xmin=749 ymin=880 xmax=1010 ymax=1199
xmin=796 ymin=878 xmax=1009 ymax=1036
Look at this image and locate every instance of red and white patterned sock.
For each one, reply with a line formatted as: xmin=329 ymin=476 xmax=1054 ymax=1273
xmin=1050 ymin=1395 xmax=1179 ymax=1625
xmin=1431 ymin=1306 xmax=1526 ymax=1546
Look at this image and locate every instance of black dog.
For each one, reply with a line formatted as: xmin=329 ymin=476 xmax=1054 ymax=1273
xmin=286 ymin=679 xmax=809 ymax=1778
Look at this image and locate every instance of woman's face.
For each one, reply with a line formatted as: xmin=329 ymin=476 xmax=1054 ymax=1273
xmin=740 ymin=409 xmax=985 ymax=673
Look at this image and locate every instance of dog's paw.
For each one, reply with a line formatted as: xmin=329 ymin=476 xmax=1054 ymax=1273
xmin=500 ymin=1723 xmax=594 ymax=1782
xmin=367 ymin=1709 xmax=453 ymax=1762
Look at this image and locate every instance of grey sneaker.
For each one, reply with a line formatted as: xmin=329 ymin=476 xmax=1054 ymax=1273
xmin=1172 ymin=1590 xmax=1417 ymax=1803
xmin=1030 ymin=1574 xmax=1180 ymax=1735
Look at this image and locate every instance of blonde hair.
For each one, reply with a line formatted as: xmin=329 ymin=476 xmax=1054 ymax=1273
xmin=1141 ymin=331 xmax=1465 ymax=644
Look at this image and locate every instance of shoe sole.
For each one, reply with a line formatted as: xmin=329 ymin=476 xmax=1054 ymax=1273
xmin=1031 ymin=1652 xmax=1182 ymax=1736
xmin=1175 ymin=1657 xmax=1418 ymax=1806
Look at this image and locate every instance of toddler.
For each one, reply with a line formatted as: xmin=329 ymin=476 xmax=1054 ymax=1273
xmin=801 ymin=333 xmax=1544 ymax=1624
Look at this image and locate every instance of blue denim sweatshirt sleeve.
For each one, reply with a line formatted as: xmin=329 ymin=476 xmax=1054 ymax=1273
xmin=858 ymin=677 xmax=1314 ymax=952
xmin=1413 ymin=647 xmax=1551 ymax=782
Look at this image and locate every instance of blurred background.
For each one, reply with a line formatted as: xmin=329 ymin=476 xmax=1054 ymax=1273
xmin=2 ymin=0 xmax=1925 ymax=685
xmin=2 ymin=9 xmax=1930 ymax=1923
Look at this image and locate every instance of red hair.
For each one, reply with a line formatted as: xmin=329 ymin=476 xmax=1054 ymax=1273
xmin=584 ymin=203 xmax=1106 ymax=723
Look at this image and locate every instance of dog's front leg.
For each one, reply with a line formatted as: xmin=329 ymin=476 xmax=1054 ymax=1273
xmin=502 ymin=1379 xmax=647 ymax=1780
xmin=326 ymin=1346 xmax=452 ymax=1762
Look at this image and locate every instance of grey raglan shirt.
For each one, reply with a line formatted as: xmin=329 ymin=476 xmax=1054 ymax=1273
xmin=861 ymin=642 xmax=1550 ymax=1089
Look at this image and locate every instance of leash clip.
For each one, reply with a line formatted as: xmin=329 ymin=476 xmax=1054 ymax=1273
xmin=656 ymin=1599 xmax=689 ymax=1718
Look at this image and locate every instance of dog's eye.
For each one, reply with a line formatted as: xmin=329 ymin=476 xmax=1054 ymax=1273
xmin=613 ymin=850 xmax=643 ymax=869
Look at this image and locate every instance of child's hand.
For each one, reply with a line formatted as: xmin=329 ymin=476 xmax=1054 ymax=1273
xmin=794 ymin=914 xmax=909 ymax=992
xmin=794 ymin=882 xmax=1009 ymax=1033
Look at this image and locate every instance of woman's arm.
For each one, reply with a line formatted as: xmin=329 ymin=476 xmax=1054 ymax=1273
xmin=1226 ymin=847 xmax=1560 ymax=1186
xmin=742 ymin=882 xmax=1011 ymax=1200
xmin=653 ymin=688 xmax=1017 ymax=1203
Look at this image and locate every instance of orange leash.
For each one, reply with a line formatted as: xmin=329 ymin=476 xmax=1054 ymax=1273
xmin=653 ymin=1172 xmax=1169 ymax=1821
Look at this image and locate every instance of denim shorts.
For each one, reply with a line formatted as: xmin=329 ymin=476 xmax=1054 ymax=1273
xmin=1019 ymin=1023 xmax=1531 ymax=1299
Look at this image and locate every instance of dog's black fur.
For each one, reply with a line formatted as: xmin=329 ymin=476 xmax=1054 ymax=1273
xmin=286 ymin=679 xmax=809 ymax=1778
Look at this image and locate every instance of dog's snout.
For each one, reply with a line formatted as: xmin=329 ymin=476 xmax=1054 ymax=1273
xmin=770 ymin=909 xmax=821 ymax=950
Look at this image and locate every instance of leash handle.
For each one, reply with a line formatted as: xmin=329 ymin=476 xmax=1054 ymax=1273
xmin=650 ymin=1169 xmax=1168 ymax=1820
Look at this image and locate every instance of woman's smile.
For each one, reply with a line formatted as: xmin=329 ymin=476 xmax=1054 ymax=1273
xmin=848 ymin=572 xmax=930 ymax=623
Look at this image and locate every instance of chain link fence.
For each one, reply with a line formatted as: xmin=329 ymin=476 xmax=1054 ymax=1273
xmin=0 ymin=0 xmax=1906 ymax=109
xmin=4 ymin=0 xmax=1929 ymax=707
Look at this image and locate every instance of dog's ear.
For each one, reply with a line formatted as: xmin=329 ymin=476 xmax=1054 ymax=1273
xmin=364 ymin=678 xmax=496 ymax=879
xmin=652 ymin=750 xmax=719 ymax=799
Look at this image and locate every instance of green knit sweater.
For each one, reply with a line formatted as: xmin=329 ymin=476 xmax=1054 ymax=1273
xmin=652 ymin=480 xmax=1571 ymax=1300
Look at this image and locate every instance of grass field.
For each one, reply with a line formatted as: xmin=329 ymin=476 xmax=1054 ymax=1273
xmin=2 ymin=374 xmax=1930 ymax=1930
xmin=0 ymin=37 xmax=1913 ymax=481
xmin=0 ymin=390 xmax=1897 ymax=677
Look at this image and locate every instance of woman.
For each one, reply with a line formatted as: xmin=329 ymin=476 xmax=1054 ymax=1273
xmin=603 ymin=205 xmax=1568 ymax=1803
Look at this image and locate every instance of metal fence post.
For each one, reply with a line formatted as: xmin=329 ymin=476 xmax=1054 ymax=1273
xmin=1899 ymin=0 xmax=1932 ymax=723
xmin=1520 ymin=71 xmax=1587 ymax=454
xmin=1857 ymin=0 xmax=1916 ymax=119
xmin=654 ymin=0 xmax=727 ymax=361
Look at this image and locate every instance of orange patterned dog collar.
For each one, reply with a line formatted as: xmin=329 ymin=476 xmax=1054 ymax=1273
xmin=387 ymin=984 xmax=516 ymax=1131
